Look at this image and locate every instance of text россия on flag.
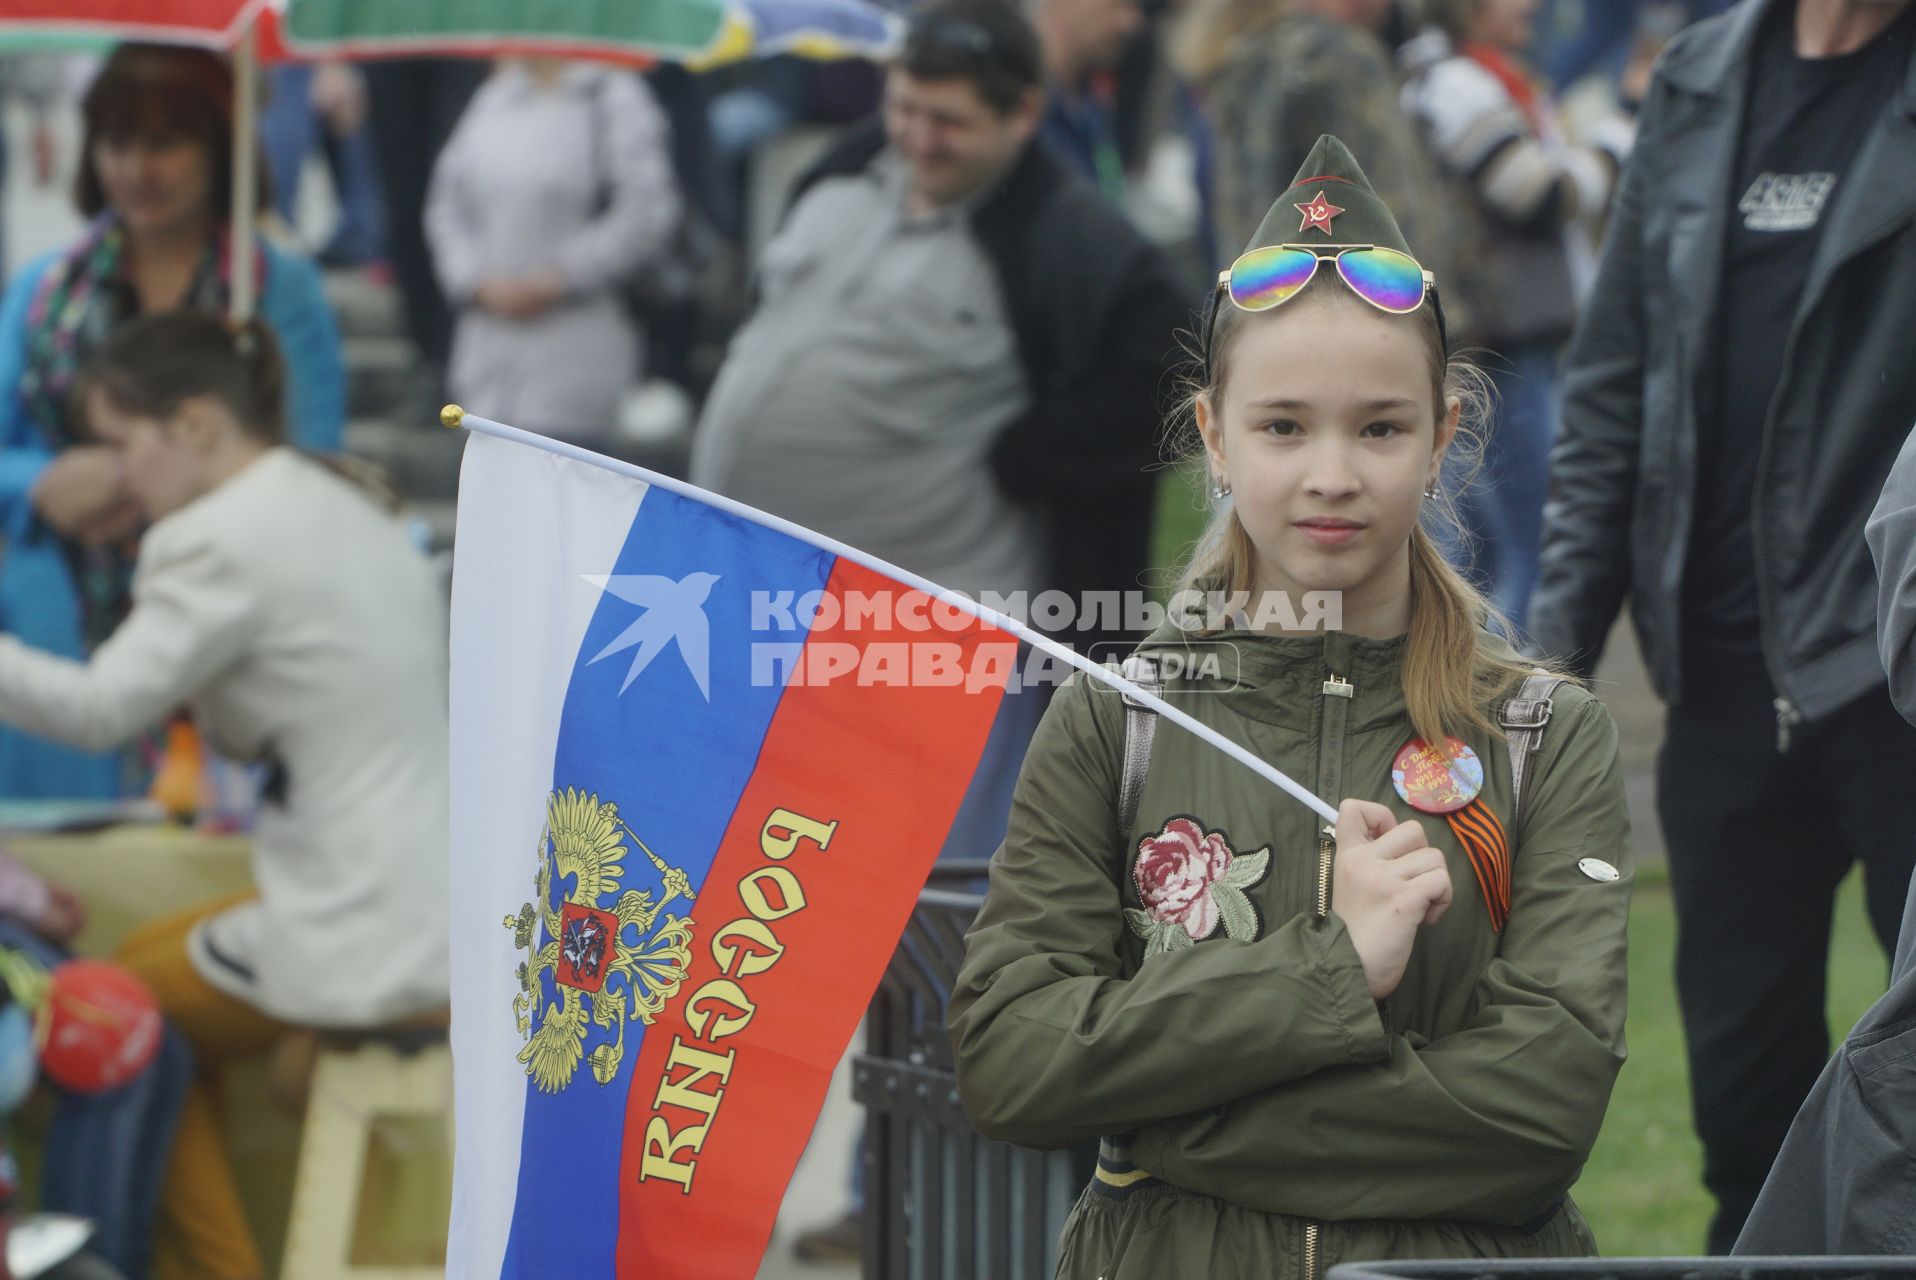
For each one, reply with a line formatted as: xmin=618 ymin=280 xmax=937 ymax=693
xmin=445 ymin=428 xmax=1010 ymax=1278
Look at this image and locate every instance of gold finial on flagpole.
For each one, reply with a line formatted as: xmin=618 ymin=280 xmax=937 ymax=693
xmin=440 ymin=404 xmax=466 ymax=429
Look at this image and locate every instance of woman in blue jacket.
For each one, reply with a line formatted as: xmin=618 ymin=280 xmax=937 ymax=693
xmin=0 ymin=44 xmax=344 ymax=799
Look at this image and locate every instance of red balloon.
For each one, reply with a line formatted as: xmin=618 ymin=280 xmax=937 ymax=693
xmin=37 ymin=960 xmax=163 ymax=1094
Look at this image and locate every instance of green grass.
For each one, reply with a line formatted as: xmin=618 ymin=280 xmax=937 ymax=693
xmin=1573 ymin=864 xmax=1890 ymax=1254
xmin=1150 ymin=463 xmax=1211 ymax=594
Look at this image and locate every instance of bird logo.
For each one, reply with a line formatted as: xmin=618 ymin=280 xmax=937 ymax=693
xmin=583 ymin=572 xmax=720 ymax=699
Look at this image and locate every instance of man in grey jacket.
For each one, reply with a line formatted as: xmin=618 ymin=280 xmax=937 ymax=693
xmin=1872 ymin=427 xmax=1916 ymax=729
xmin=1529 ymin=0 xmax=1916 ymax=1251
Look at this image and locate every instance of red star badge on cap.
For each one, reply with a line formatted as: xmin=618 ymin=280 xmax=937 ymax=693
xmin=1295 ymin=190 xmax=1346 ymax=235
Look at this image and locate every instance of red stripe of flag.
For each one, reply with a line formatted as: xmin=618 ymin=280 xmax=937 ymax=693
xmin=615 ymin=559 xmax=1013 ymax=1277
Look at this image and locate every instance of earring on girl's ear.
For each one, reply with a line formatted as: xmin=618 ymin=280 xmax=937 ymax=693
xmin=1211 ymin=474 xmax=1232 ymax=501
xmin=1423 ymin=480 xmax=1439 ymax=500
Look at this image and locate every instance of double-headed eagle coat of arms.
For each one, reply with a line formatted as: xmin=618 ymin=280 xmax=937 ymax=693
xmin=503 ymin=787 xmax=698 ymax=1092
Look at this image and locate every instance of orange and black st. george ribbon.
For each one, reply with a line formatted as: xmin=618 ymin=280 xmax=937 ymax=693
xmin=1390 ymin=734 xmax=1511 ymax=932
xmin=1444 ymin=800 xmax=1510 ymax=931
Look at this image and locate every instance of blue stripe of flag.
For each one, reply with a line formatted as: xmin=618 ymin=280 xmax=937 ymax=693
xmin=502 ymin=485 xmax=833 ymax=1275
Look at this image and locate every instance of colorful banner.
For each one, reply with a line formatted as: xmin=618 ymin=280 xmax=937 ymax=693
xmin=0 ymin=0 xmax=897 ymax=66
xmin=0 ymin=0 xmax=272 ymax=48
xmin=447 ymin=431 xmax=1009 ymax=1277
xmin=281 ymin=0 xmax=902 ymax=66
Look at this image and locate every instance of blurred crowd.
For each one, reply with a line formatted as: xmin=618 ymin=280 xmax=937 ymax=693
xmin=0 ymin=0 xmax=1892 ymax=1275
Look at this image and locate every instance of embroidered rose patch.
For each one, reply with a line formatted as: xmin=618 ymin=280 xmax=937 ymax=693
xmin=1125 ymin=817 xmax=1270 ymax=955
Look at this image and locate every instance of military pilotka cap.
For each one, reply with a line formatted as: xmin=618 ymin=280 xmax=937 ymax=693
xmin=1208 ymin=133 xmax=1447 ymax=354
xmin=1247 ymin=133 xmax=1415 ymax=255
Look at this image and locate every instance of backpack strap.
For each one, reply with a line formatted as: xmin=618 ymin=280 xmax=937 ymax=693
xmin=1501 ymin=672 xmax=1569 ymax=829
xmin=1117 ymin=654 xmax=1163 ymax=851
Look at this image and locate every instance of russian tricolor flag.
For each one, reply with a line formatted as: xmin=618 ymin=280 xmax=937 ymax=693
xmin=446 ymin=424 xmax=1011 ymax=1277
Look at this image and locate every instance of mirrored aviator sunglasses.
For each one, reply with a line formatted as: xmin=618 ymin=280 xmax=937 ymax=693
xmin=1222 ymin=243 xmax=1432 ymax=316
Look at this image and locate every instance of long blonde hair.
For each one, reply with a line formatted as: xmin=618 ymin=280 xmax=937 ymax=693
xmin=1174 ymin=279 xmax=1562 ymax=747
xmin=1170 ymin=0 xmax=1291 ymax=80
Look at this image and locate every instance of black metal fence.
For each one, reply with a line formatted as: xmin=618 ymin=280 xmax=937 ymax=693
xmin=857 ymin=882 xmax=1916 ymax=1280
xmin=856 ymin=863 xmax=1080 ymax=1280
xmin=1328 ymin=1261 xmax=1916 ymax=1280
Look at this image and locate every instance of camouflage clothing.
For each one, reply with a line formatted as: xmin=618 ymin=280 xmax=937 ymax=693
xmin=1197 ymin=14 xmax=1461 ymax=285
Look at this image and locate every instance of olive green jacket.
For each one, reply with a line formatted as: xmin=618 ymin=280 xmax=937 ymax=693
xmin=948 ymin=628 xmax=1632 ymax=1279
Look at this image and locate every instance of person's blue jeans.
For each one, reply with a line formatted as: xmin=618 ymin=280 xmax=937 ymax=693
xmin=40 ymin=1029 xmax=192 ymax=1280
xmin=0 ymin=921 xmax=192 ymax=1280
xmin=261 ymin=63 xmax=389 ymax=265
xmin=1440 ymin=342 xmax=1561 ymax=632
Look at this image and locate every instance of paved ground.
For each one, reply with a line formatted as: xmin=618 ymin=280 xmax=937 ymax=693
xmin=758 ymin=1044 xmax=863 ymax=1280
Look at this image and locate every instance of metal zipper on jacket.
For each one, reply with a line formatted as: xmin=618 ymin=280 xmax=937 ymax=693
xmin=1305 ymin=673 xmax=1345 ymax=1280
xmin=1315 ymin=674 xmax=1352 ymax=919
xmin=1749 ymin=268 xmax=1822 ymax=743
xmin=1774 ymin=695 xmax=1803 ymax=754
xmin=1315 ymin=830 xmax=1334 ymax=918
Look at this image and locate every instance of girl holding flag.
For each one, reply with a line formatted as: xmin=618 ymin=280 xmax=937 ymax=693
xmin=950 ymin=136 xmax=1632 ymax=1276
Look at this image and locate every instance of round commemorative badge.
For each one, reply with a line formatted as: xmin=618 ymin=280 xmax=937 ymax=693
xmin=1391 ymin=737 xmax=1484 ymax=815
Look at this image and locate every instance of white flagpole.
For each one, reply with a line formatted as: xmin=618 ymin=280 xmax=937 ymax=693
xmin=445 ymin=407 xmax=1342 ymax=829
xmin=229 ymin=13 xmax=259 ymax=323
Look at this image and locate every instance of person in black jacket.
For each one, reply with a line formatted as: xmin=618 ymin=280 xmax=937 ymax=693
xmin=1732 ymin=466 xmax=1916 ymax=1243
xmin=1744 ymin=424 xmax=1916 ymax=1254
xmin=694 ymin=2 xmax=1190 ymax=654
xmin=1528 ymin=0 xmax=1916 ymax=1253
